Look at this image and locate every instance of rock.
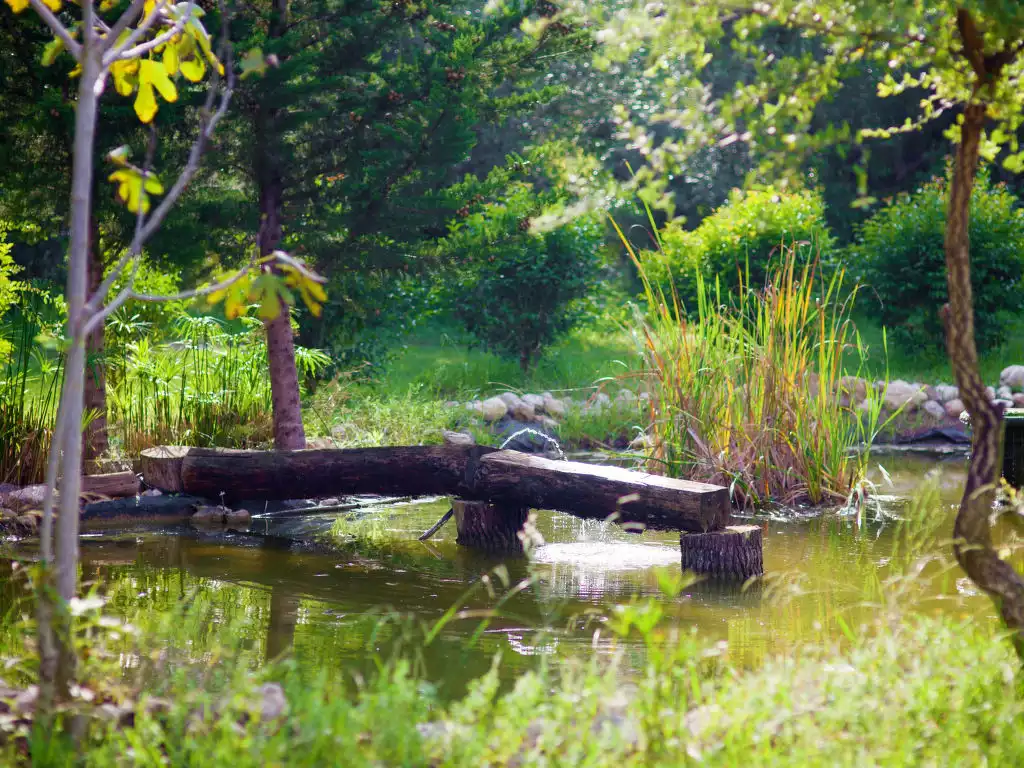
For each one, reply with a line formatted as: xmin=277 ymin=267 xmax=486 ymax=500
xmin=614 ymin=390 xmax=637 ymax=410
xmin=224 ymin=509 xmax=251 ymax=528
xmin=498 ymin=392 xmax=535 ymax=422
xmin=542 ymin=393 xmax=566 ymax=418
xmin=495 ymin=418 xmax=561 ymax=456
xmin=442 ymin=430 xmax=475 ymax=447
xmin=15 ymin=514 xmax=39 ymax=533
xmin=465 ymin=400 xmax=485 ymax=417
xmin=596 ymin=392 xmax=612 ymax=407
xmin=629 ymin=433 xmax=653 ymax=451
xmin=539 ymin=416 xmax=560 ymax=431
xmin=141 ymin=488 xmax=163 ymax=497
xmin=253 ymin=682 xmax=287 ymax=722
xmin=998 ymin=385 xmax=1013 ymax=400
xmin=1000 ymin=365 xmax=1024 ymax=390
xmin=305 ymin=437 xmax=334 ymax=450
xmin=839 ymin=376 xmax=868 ymax=404
xmin=522 ymin=393 xmax=546 ymax=412
xmin=191 ymin=506 xmax=224 ymax=525
xmin=944 ymin=398 xmax=966 ymax=419
xmin=986 ymin=386 xmax=996 ymax=401
xmin=922 ymin=400 xmax=946 ymax=420
xmin=0 ymin=507 xmax=16 ymax=521
xmin=1 ymin=484 xmax=47 ymax=513
xmin=1013 ymin=394 xmax=1024 ymax=408
xmin=480 ymin=396 xmax=509 ymax=422
xmin=933 ymin=384 xmax=959 ymax=403
xmin=994 ymin=398 xmax=1014 ymax=411
xmin=442 ymin=400 xmax=460 ymax=409
xmin=883 ymin=380 xmax=928 ymax=412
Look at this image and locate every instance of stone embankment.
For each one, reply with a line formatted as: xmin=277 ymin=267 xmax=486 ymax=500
xmin=453 ymin=390 xmax=646 ymax=427
xmin=842 ymin=364 xmax=1024 ymax=424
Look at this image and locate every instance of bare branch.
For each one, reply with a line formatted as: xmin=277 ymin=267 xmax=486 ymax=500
xmin=28 ymin=0 xmax=82 ymax=61
xmin=101 ymin=0 xmax=148 ymax=53
xmin=82 ymin=264 xmax=254 ymax=336
xmin=101 ymin=0 xmax=171 ymax=66
xmin=112 ymin=19 xmax=187 ymax=61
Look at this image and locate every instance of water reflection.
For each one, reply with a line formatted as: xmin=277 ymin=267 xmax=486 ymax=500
xmin=0 ymin=450 xmax=994 ymax=695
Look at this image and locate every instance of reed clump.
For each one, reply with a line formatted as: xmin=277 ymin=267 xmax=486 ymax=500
xmin=618 ymin=225 xmax=887 ymax=507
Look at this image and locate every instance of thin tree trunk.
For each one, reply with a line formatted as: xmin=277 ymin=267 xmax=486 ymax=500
xmin=83 ymin=218 xmax=108 ymax=470
xmin=943 ymin=101 xmax=1024 ymax=656
xmin=38 ymin=39 xmax=102 ymax=704
xmin=256 ymin=0 xmax=306 ymax=451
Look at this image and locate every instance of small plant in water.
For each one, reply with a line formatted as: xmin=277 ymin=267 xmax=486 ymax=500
xmin=614 ymin=211 xmax=888 ymax=507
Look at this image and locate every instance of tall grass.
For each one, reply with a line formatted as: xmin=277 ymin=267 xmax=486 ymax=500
xmin=614 ymin=217 xmax=888 ymax=506
xmin=0 ymin=290 xmax=65 ymax=485
xmin=107 ymin=311 xmax=329 ymax=456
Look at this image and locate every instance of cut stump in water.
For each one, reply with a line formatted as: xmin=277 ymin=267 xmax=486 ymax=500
xmin=452 ymin=498 xmax=527 ymax=553
xmin=680 ymin=525 xmax=762 ymax=581
xmin=140 ymin=446 xmax=190 ymax=493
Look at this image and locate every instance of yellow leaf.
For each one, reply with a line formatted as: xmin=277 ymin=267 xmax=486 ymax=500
xmin=163 ymin=44 xmax=179 ymax=76
xmin=179 ymin=56 xmax=205 ymax=83
xmin=3 ymin=0 xmax=29 ymax=13
xmin=112 ymin=59 xmax=138 ymax=96
xmin=40 ymin=0 xmax=60 ymax=10
xmin=139 ymin=59 xmax=178 ymax=103
xmin=134 ymin=81 xmax=157 ymax=123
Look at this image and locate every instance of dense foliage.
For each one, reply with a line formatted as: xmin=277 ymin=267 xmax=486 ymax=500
xmin=647 ymin=188 xmax=834 ymax=309
xmin=451 ymin=200 xmax=605 ymax=373
xmin=851 ymin=172 xmax=1024 ymax=353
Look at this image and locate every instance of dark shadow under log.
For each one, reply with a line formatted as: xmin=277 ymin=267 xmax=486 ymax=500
xmin=681 ymin=525 xmax=763 ymax=581
xmin=452 ymin=498 xmax=527 ymax=554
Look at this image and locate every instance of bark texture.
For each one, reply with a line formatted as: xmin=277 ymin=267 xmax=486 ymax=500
xmin=452 ymin=499 xmax=527 ymax=553
xmin=83 ymin=219 xmax=108 ymax=470
xmin=943 ymin=13 xmax=1024 ymax=657
xmin=944 ymin=102 xmax=1024 ymax=654
xmin=144 ymin=444 xmax=730 ymax=532
xmin=255 ymin=0 xmax=306 ymax=451
xmin=680 ymin=525 xmax=763 ymax=581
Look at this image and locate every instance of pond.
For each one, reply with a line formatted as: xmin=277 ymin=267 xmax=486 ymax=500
xmin=0 ymin=449 xmax=992 ymax=698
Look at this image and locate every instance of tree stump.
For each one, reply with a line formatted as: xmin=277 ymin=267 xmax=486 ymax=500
xmin=680 ymin=525 xmax=762 ymax=581
xmin=452 ymin=498 xmax=528 ymax=553
xmin=140 ymin=446 xmax=190 ymax=493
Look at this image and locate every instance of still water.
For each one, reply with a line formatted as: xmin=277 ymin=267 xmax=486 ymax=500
xmin=0 ymin=449 xmax=991 ymax=695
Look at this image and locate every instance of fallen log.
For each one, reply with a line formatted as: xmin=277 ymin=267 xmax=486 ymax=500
xmin=472 ymin=451 xmax=729 ymax=532
xmin=143 ymin=445 xmax=730 ymax=533
xmin=82 ymin=471 xmax=140 ymax=499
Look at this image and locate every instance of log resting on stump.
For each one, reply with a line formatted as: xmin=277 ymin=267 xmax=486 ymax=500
xmin=452 ymin=498 xmax=527 ymax=554
xmin=681 ymin=525 xmax=762 ymax=581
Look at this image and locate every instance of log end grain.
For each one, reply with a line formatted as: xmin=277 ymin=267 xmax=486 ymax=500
xmin=140 ymin=446 xmax=190 ymax=493
xmin=681 ymin=525 xmax=763 ymax=581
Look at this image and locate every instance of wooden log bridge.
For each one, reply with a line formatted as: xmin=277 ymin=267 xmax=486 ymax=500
xmin=141 ymin=445 xmax=730 ymax=533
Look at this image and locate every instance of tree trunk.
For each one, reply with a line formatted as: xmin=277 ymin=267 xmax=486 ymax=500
xmin=256 ymin=0 xmax=306 ymax=451
xmin=83 ymin=218 xmax=108 ymax=470
xmin=39 ymin=41 xmax=102 ymax=709
xmin=943 ymin=101 xmax=1024 ymax=655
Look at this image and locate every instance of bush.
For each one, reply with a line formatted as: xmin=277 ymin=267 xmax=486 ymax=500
xmin=445 ymin=185 xmax=607 ymax=373
xmin=0 ymin=223 xmax=22 ymax=361
xmin=850 ymin=171 xmax=1024 ymax=352
xmin=648 ymin=187 xmax=835 ymax=308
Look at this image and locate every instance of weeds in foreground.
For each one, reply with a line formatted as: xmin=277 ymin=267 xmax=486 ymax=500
xmin=615 ymin=217 xmax=889 ymax=506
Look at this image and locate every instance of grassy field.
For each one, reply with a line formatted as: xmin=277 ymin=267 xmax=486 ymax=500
xmin=849 ymin=312 xmax=1024 ymax=384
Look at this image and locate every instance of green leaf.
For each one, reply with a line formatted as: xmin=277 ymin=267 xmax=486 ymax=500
xmin=41 ymin=38 xmax=64 ymax=67
xmin=240 ymin=47 xmax=268 ymax=80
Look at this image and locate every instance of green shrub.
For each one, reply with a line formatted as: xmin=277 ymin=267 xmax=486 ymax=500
xmin=445 ymin=185 xmax=607 ymax=373
xmin=0 ymin=223 xmax=22 ymax=361
xmin=850 ymin=171 xmax=1024 ymax=352
xmin=648 ymin=187 xmax=835 ymax=308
